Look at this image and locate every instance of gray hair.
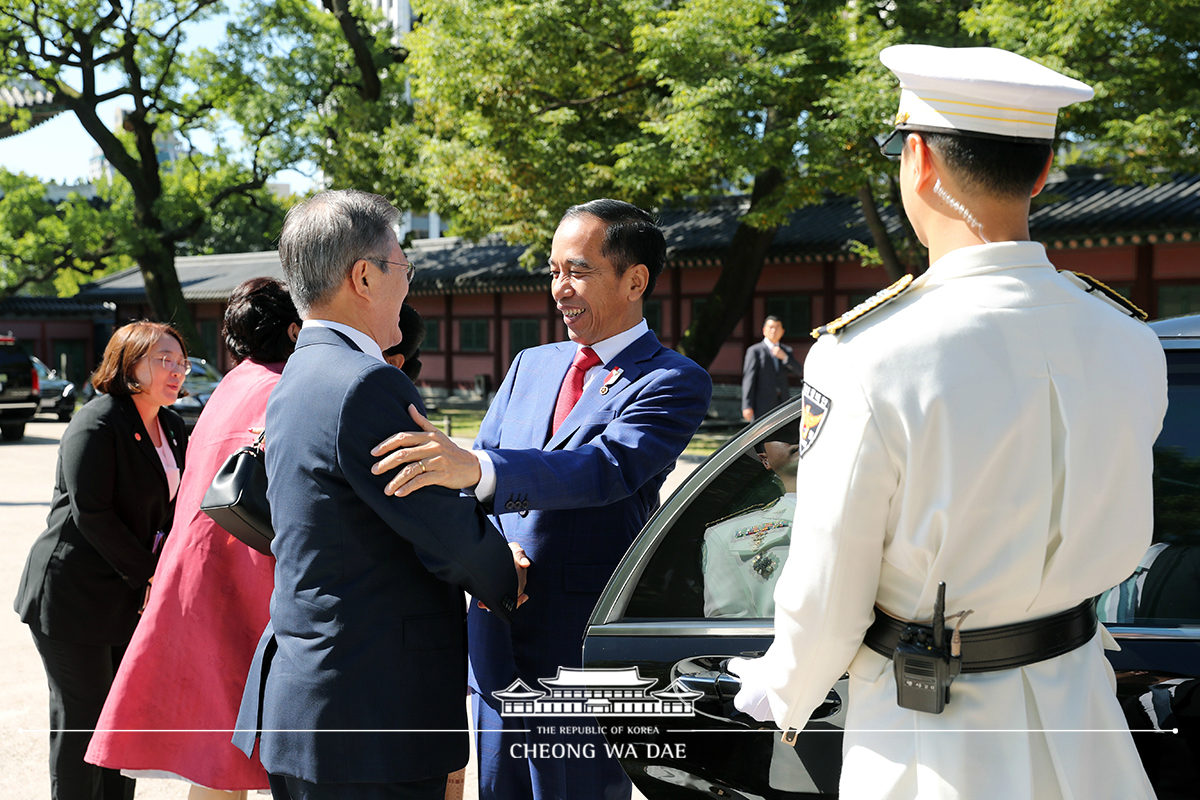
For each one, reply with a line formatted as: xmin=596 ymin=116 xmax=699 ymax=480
xmin=279 ymin=190 xmax=401 ymax=315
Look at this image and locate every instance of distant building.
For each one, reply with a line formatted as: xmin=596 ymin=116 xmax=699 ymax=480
xmin=0 ymin=79 xmax=67 ymax=140
xmin=75 ymin=171 xmax=1200 ymax=413
xmin=363 ymin=0 xmax=446 ymax=241
xmin=0 ymin=296 xmax=116 ymax=389
xmin=88 ymin=108 xmax=188 ymax=183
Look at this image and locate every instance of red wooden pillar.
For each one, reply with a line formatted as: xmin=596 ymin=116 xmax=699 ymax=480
xmin=444 ymin=294 xmax=455 ymax=391
xmin=493 ymin=292 xmax=503 ymax=388
xmin=1135 ymin=243 xmax=1155 ymax=319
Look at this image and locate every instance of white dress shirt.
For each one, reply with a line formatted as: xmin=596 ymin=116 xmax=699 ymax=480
xmin=302 ymin=319 xmax=386 ymax=364
xmin=471 ymin=319 xmax=650 ymax=502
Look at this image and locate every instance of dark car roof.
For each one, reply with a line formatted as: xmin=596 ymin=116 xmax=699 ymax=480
xmin=1150 ymin=313 xmax=1200 ymax=338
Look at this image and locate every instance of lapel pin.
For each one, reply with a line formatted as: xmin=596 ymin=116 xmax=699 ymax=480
xmin=599 ymin=367 xmax=624 ymax=395
xmin=134 ymin=432 xmax=141 ymax=441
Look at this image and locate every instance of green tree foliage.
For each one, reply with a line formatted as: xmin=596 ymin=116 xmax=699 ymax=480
xmin=0 ymin=0 xmax=283 ymax=354
xmin=407 ymin=0 xmax=945 ymax=366
xmin=0 ymin=170 xmax=130 ymax=297
xmin=964 ymin=0 xmax=1200 ymax=182
xmin=211 ymin=0 xmax=422 ymax=207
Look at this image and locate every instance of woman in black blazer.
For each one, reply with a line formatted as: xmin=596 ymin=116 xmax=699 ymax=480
xmin=14 ymin=320 xmax=189 ymax=800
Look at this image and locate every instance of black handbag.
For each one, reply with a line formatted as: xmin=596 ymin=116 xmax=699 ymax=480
xmin=200 ymin=431 xmax=274 ymax=555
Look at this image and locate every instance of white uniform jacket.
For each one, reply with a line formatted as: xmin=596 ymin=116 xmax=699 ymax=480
xmin=737 ymin=242 xmax=1168 ymax=799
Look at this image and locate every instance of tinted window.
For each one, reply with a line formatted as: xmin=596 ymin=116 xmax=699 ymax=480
xmin=625 ymin=410 xmax=802 ymax=619
xmin=460 ymin=319 xmax=489 ymax=352
xmin=424 ymin=319 xmax=441 ymax=352
xmin=765 ymin=296 xmax=812 ymax=339
xmin=1158 ymin=285 xmax=1200 ymax=319
xmin=644 ymin=299 xmax=662 ymax=338
xmin=1101 ymin=349 xmax=1200 ymax=627
xmin=510 ymin=319 xmax=539 ymax=358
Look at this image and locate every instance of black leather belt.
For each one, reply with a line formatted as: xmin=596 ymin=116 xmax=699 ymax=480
xmin=863 ymin=599 xmax=1098 ymax=674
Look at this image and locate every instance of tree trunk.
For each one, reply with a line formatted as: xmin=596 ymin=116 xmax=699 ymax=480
xmin=857 ymin=182 xmax=905 ymax=281
xmin=137 ymin=243 xmax=204 ymax=358
xmin=677 ymin=167 xmax=784 ymax=369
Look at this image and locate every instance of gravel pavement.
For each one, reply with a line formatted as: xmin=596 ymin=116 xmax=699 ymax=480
xmin=1 ymin=421 xmax=696 ymax=799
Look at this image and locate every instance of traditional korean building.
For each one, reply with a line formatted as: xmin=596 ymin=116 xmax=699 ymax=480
xmin=0 ymin=296 xmax=116 ymax=389
xmin=73 ymin=170 xmax=1200 ymax=404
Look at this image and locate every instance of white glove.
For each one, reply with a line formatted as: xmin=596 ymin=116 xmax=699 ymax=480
xmin=728 ymin=657 xmax=775 ymax=722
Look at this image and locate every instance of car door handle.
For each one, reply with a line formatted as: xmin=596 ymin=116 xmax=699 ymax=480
xmin=673 ymin=657 xmax=843 ymax=725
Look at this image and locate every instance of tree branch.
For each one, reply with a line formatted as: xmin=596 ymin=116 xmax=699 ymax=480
xmin=533 ymin=80 xmax=647 ymax=115
xmin=320 ymin=0 xmax=382 ymax=101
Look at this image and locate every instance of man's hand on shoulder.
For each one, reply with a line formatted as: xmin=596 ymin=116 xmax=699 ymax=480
xmin=370 ymin=405 xmax=483 ymax=496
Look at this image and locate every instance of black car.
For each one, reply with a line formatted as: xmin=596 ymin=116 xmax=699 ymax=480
xmin=583 ymin=314 xmax=1200 ymax=800
xmin=0 ymin=333 xmax=40 ymax=441
xmin=31 ymin=356 xmax=77 ymax=422
xmin=168 ymin=356 xmax=223 ymax=432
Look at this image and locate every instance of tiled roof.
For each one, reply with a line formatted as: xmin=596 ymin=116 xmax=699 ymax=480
xmin=0 ymin=79 xmax=68 ymax=140
xmin=0 ymin=295 xmax=115 ymax=318
xmin=1030 ymin=171 xmax=1200 ymax=240
xmin=405 ymin=236 xmax=539 ymax=296
xmin=76 ymin=171 xmax=1200 ymax=303
xmin=80 ymin=251 xmax=284 ymax=303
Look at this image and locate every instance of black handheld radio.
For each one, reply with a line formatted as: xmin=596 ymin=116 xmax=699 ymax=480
xmin=893 ymin=582 xmax=961 ymax=714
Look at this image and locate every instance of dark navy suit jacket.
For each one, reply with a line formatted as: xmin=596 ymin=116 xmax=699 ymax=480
xmin=741 ymin=340 xmax=802 ymax=419
xmin=467 ymin=330 xmax=712 ymax=702
xmin=233 ymin=326 xmax=518 ymax=784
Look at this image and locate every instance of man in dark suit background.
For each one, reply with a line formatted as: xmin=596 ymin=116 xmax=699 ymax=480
xmin=369 ymin=199 xmax=713 ymax=800
xmin=741 ymin=315 xmax=802 ymax=421
xmin=232 ymin=189 xmax=526 ymax=800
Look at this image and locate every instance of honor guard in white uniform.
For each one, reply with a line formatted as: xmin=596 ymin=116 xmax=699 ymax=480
xmin=729 ymin=45 xmax=1168 ymax=799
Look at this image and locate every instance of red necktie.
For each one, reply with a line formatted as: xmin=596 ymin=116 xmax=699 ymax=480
xmin=551 ymin=346 xmax=602 ymax=435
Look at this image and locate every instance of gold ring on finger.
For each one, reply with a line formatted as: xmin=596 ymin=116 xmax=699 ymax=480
xmin=419 ymin=461 xmax=427 ymax=473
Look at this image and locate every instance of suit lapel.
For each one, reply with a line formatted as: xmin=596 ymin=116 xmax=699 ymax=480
xmin=536 ymin=343 xmax=577 ymax=447
xmin=544 ymin=331 xmax=660 ymax=451
xmin=117 ymin=395 xmax=169 ymax=489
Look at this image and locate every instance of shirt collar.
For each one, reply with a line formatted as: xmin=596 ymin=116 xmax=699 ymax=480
xmin=303 ymin=319 xmax=386 ymax=364
xmin=922 ymin=241 xmax=1053 ymax=286
xmin=579 ymin=319 xmax=650 ymax=366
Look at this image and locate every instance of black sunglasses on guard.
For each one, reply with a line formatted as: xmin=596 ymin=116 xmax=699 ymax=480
xmin=877 ymin=129 xmax=908 ymax=160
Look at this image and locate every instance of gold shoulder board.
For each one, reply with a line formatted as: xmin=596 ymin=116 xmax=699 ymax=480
xmin=1061 ymin=271 xmax=1149 ymax=322
xmin=811 ymin=274 xmax=915 ymax=339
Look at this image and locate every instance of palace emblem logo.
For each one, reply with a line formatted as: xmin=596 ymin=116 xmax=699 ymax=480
xmin=492 ymin=667 xmax=701 ymax=717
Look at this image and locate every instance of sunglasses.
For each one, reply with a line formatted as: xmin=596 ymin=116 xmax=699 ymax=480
xmin=877 ymin=129 xmax=909 ymax=160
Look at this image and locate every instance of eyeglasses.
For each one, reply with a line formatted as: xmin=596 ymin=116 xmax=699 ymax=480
xmin=147 ymin=355 xmax=192 ymax=375
xmin=877 ymin=129 xmax=908 ymax=161
xmin=367 ymin=258 xmax=416 ymax=282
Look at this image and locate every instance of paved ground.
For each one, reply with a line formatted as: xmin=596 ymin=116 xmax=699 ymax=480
xmin=1 ymin=420 xmax=697 ymax=799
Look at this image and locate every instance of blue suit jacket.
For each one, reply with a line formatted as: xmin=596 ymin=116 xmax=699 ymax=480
xmin=233 ymin=326 xmax=518 ymax=784
xmin=467 ymin=330 xmax=712 ymax=699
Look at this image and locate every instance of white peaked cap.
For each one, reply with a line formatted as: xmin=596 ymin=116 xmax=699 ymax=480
xmin=880 ymin=44 xmax=1094 ymax=141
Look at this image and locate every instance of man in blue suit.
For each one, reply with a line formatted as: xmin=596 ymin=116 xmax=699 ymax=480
xmin=371 ymin=199 xmax=713 ymax=800
xmin=233 ymin=190 xmax=526 ymax=800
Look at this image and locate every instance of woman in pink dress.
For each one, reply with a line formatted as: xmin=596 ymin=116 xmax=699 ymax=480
xmin=86 ymin=278 xmax=300 ymax=799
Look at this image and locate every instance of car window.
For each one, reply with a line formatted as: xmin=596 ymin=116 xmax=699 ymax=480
xmin=1100 ymin=348 xmax=1200 ymax=627
xmin=625 ymin=414 xmax=802 ymax=619
xmin=188 ymin=359 xmax=222 ymax=382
